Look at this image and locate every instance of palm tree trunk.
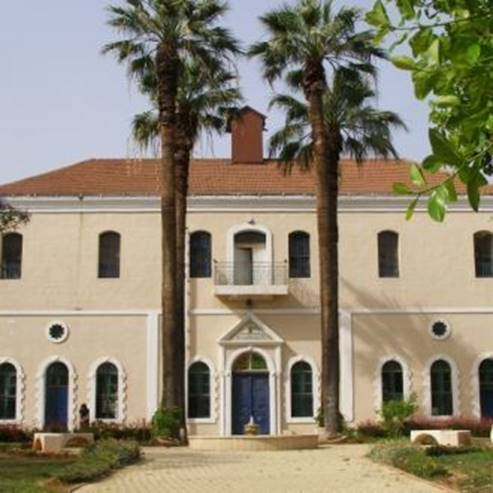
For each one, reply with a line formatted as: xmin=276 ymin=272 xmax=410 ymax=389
xmin=174 ymin=136 xmax=192 ymax=440
xmin=305 ymin=75 xmax=340 ymax=436
xmin=156 ymin=43 xmax=180 ymax=410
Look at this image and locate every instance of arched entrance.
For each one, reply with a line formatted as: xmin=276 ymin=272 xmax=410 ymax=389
xmin=232 ymin=351 xmax=270 ymax=434
xmin=480 ymin=359 xmax=493 ymax=418
xmin=45 ymin=362 xmax=69 ymax=430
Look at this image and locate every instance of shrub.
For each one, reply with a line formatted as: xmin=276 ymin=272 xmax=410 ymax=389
xmin=0 ymin=425 xmax=33 ymax=443
xmin=378 ymin=395 xmax=418 ymax=437
xmin=151 ymin=408 xmax=182 ymax=440
xmin=369 ymin=443 xmax=449 ymax=479
xmin=355 ymin=420 xmax=388 ymax=439
xmin=55 ymin=439 xmax=140 ymax=484
xmin=78 ymin=422 xmax=152 ymax=443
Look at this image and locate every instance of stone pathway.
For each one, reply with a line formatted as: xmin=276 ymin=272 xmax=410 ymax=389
xmin=80 ymin=444 xmax=444 ymax=493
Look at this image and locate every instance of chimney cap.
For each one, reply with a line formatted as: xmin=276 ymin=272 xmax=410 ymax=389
xmin=226 ymin=106 xmax=267 ymax=132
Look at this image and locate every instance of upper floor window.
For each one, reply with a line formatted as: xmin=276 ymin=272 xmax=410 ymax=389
xmin=1 ymin=233 xmax=23 ymax=280
xmin=190 ymin=231 xmax=211 ymax=278
xmin=430 ymin=359 xmax=453 ymax=416
xmin=289 ymin=231 xmax=310 ymax=278
xmin=378 ymin=231 xmax=399 ymax=278
xmin=474 ymin=231 xmax=493 ymax=277
xmin=381 ymin=360 xmax=404 ymax=402
xmin=188 ymin=361 xmax=210 ymax=419
xmin=291 ymin=361 xmax=313 ymax=418
xmin=98 ymin=232 xmax=120 ymax=279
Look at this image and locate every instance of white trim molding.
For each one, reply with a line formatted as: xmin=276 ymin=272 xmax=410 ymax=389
xmin=0 ymin=357 xmax=25 ymax=425
xmin=284 ymin=355 xmax=320 ymax=424
xmin=339 ymin=310 xmax=354 ymax=422
xmin=186 ymin=356 xmax=218 ymax=424
xmin=373 ymin=355 xmax=412 ymax=412
xmin=422 ymin=355 xmax=460 ymax=418
xmin=471 ymin=353 xmax=493 ymax=418
xmin=7 ymin=194 xmax=493 ymax=214
xmin=87 ymin=357 xmax=128 ymax=424
xmin=35 ymin=356 xmax=78 ymax=431
xmin=146 ymin=312 xmax=160 ymax=421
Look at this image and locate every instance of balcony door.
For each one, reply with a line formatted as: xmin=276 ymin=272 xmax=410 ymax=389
xmin=233 ymin=231 xmax=266 ymax=285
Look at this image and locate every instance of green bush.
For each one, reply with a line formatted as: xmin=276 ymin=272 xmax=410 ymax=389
xmin=378 ymin=395 xmax=418 ymax=437
xmin=78 ymin=422 xmax=152 ymax=443
xmin=56 ymin=439 xmax=140 ymax=484
xmin=369 ymin=442 xmax=449 ymax=479
xmin=151 ymin=407 xmax=182 ymax=440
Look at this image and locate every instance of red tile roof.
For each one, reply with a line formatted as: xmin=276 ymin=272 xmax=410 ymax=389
xmin=0 ymin=158 xmax=489 ymax=197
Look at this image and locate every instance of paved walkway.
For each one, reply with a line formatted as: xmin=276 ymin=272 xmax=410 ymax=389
xmin=80 ymin=444 xmax=444 ymax=493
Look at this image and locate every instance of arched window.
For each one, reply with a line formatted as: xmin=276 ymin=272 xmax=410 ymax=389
xmin=479 ymin=359 xmax=493 ymax=418
xmin=430 ymin=360 xmax=453 ymax=416
xmin=381 ymin=360 xmax=404 ymax=402
xmin=188 ymin=362 xmax=210 ymax=419
xmin=96 ymin=363 xmax=119 ymax=419
xmin=474 ymin=231 xmax=493 ymax=277
xmin=1 ymin=233 xmax=23 ymax=280
xmin=98 ymin=232 xmax=121 ymax=278
xmin=289 ymin=232 xmax=310 ymax=278
xmin=0 ymin=363 xmax=16 ymax=420
xmin=378 ymin=231 xmax=399 ymax=278
xmin=291 ymin=361 xmax=313 ymax=418
xmin=190 ymin=231 xmax=211 ymax=278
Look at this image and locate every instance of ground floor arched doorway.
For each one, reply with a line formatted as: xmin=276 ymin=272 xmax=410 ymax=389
xmin=232 ymin=351 xmax=270 ymax=435
xmin=44 ymin=362 xmax=69 ymax=430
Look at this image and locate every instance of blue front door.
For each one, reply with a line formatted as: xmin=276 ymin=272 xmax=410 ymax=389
xmin=45 ymin=362 xmax=69 ymax=431
xmin=232 ymin=373 xmax=270 ymax=435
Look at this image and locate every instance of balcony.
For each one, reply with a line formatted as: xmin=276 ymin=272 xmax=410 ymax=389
xmin=214 ymin=261 xmax=289 ymax=298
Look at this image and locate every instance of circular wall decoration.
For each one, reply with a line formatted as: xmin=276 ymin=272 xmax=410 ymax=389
xmin=429 ymin=320 xmax=451 ymax=341
xmin=46 ymin=321 xmax=69 ymax=344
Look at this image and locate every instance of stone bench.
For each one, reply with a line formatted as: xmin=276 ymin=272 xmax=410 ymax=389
xmin=410 ymin=429 xmax=471 ymax=447
xmin=33 ymin=433 xmax=94 ymax=453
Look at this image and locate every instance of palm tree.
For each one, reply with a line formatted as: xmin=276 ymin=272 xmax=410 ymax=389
xmin=132 ymin=60 xmax=241 ymax=415
xmin=250 ymin=0 xmax=393 ymax=435
xmin=104 ymin=0 xmax=239 ymax=416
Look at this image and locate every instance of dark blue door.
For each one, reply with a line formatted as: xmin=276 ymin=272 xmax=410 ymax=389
xmin=45 ymin=362 xmax=69 ymax=431
xmin=232 ymin=374 xmax=270 ymax=435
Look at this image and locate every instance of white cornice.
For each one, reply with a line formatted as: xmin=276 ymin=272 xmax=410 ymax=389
xmin=4 ymin=194 xmax=493 ymax=213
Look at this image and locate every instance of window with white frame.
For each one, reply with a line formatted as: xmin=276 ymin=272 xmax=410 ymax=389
xmin=96 ymin=362 xmax=119 ymax=419
xmin=98 ymin=232 xmax=121 ymax=279
xmin=0 ymin=363 xmax=16 ymax=420
xmin=290 ymin=361 xmax=313 ymax=418
xmin=381 ymin=360 xmax=404 ymax=402
xmin=1 ymin=233 xmax=23 ymax=280
xmin=188 ymin=362 xmax=210 ymax=419
xmin=430 ymin=359 xmax=453 ymax=416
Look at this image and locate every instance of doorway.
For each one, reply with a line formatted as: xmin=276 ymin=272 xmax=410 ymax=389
xmin=44 ymin=362 xmax=69 ymax=431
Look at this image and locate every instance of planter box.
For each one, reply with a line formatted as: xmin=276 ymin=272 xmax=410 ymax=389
xmin=33 ymin=433 xmax=94 ymax=453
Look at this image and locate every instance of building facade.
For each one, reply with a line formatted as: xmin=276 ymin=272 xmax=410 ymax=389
xmin=1 ymin=107 xmax=493 ymax=435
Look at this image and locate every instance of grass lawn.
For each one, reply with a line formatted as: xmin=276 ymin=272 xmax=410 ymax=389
xmin=0 ymin=453 xmax=76 ymax=492
xmin=369 ymin=440 xmax=493 ymax=492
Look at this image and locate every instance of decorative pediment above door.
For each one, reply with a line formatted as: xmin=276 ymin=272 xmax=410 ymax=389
xmin=218 ymin=312 xmax=283 ymax=346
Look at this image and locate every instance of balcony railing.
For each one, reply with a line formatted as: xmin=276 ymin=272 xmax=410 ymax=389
xmin=214 ymin=261 xmax=288 ymax=297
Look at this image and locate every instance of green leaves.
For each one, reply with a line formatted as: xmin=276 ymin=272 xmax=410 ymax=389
xmin=409 ymin=163 xmax=425 ymax=186
xmin=429 ymin=129 xmax=461 ymax=166
xmin=391 ymin=56 xmax=416 ymax=70
xmin=393 ymin=182 xmax=412 ymax=195
xmin=370 ymin=0 xmax=493 ymax=222
xmin=366 ymin=0 xmax=390 ymax=28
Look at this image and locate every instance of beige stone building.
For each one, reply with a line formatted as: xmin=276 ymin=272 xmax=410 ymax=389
xmin=1 ymin=107 xmax=493 ymax=436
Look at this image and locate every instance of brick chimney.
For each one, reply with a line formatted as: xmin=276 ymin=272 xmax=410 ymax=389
xmin=228 ymin=106 xmax=266 ymax=164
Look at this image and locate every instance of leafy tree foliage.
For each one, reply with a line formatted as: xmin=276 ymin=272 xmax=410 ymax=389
xmin=0 ymin=200 xmax=28 ymax=234
xmin=367 ymin=0 xmax=493 ymax=221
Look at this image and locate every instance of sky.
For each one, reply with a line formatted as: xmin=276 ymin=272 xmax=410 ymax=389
xmin=0 ymin=0 xmax=430 ymax=185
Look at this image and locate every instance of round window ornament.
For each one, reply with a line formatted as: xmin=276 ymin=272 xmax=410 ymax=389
xmin=429 ymin=320 xmax=451 ymax=340
xmin=46 ymin=321 xmax=69 ymax=344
